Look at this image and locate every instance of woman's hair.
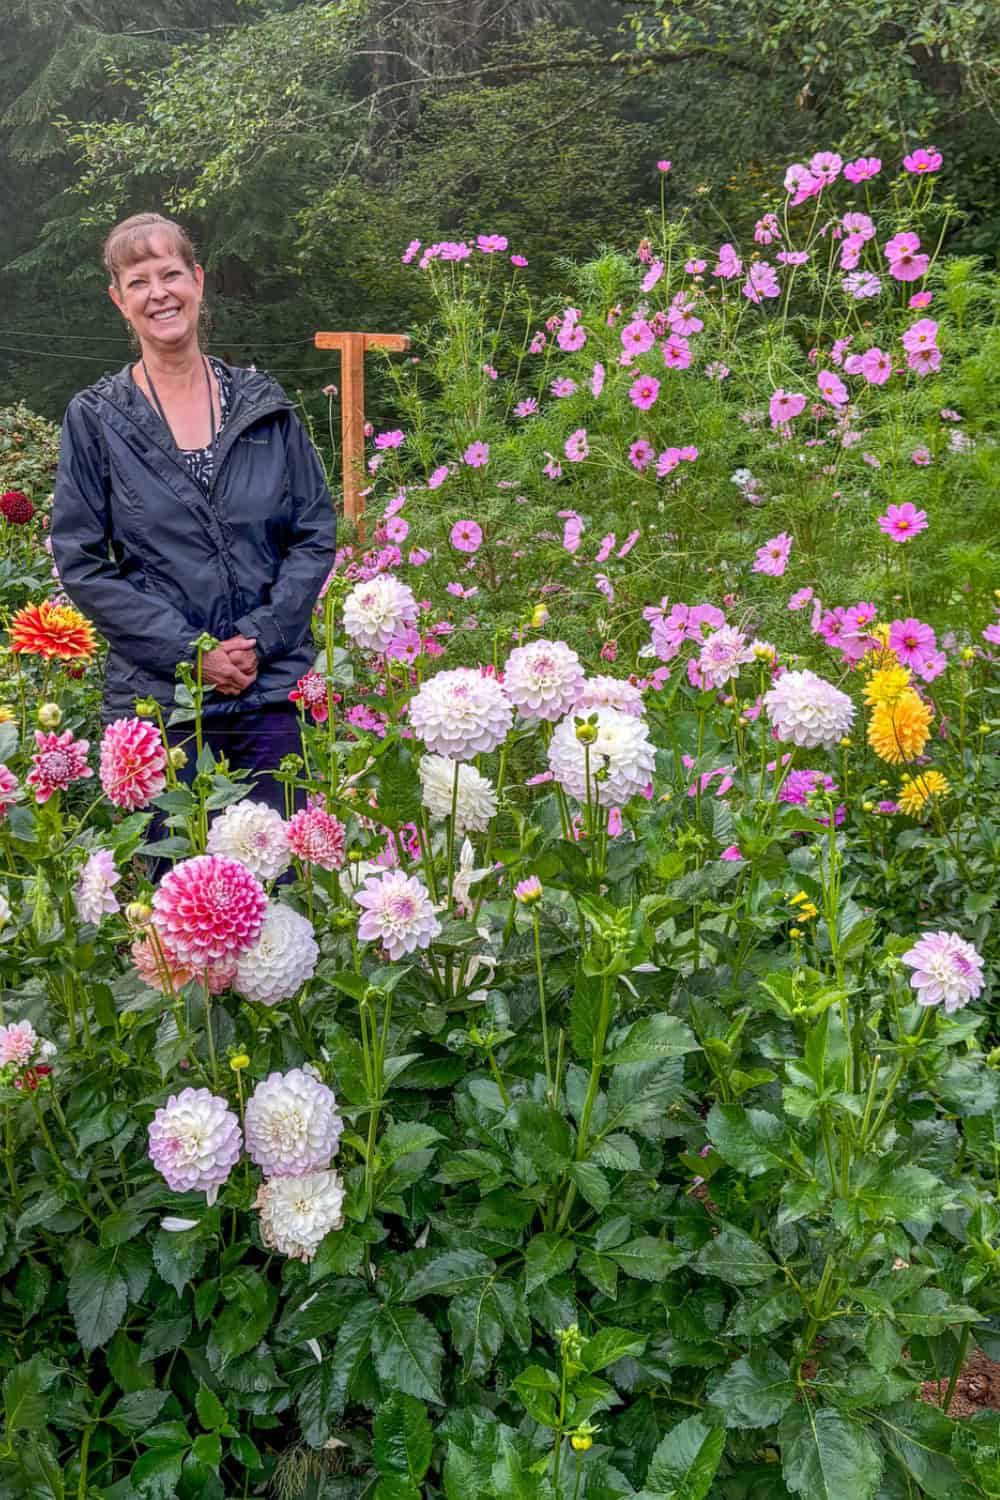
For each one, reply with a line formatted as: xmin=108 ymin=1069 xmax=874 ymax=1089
xmin=102 ymin=212 xmax=197 ymax=287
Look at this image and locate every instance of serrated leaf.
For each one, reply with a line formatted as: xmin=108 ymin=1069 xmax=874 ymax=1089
xmin=643 ymin=1414 xmax=726 ymax=1499
xmin=780 ymin=1405 xmax=882 ymax=1500
xmin=152 ymin=1225 xmax=208 ymax=1296
xmin=707 ymin=1351 xmax=796 ymax=1427
xmin=568 ymin=1161 xmax=611 ymax=1212
xmin=374 ymin=1392 xmax=432 ymax=1482
xmin=606 ymin=1013 xmax=699 ymax=1064
xmin=871 ymin=1402 xmax=978 ymax=1500
xmin=68 ymin=1244 xmax=128 ymax=1353
xmin=505 ymin=1100 xmax=572 ymax=1175
xmin=400 ymin=1248 xmax=495 ymax=1302
xmin=3 ymin=1356 xmax=60 ymax=1436
xmin=106 ymin=1389 xmax=168 ymax=1434
xmin=378 ymin=1123 xmax=444 ymax=1169
xmin=708 ymin=1102 xmax=796 ymax=1177
xmin=524 ymin=1232 xmax=575 ymax=1293
xmin=582 ymin=1326 xmax=646 ymax=1372
xmin=448 ymin=1285 xmax=506 ymax=1380
xmin=608 ymin=1235 xmax=688 ymax=1281
xmin=195 ymin=1381 xmax=227 ymax=1431
xmin=694 ymin=1225 xmax=777 ymax=1286
xmin=373 ymin=1305 xmax=444 ymax=1404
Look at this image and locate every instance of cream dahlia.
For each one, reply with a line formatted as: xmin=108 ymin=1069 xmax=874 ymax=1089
xmin=285 ymin=800 xmax=346 ymax=870
xmin=342 ymin=574 xmax=418 ymax=653
xmin=147 ymin=1087 xmax=242 ymax=1203
xmin=235 ymin=901 xmax=319 ymax=1005
xmin=152 ymin=855 xmax=267 ymax=965
xmin=206 ymin=800 xmax=291 ymax=882
xmin=244 ymin=1066 xmax=343 ymax=1177
xmin=75 ymin=848 xmax=121 ymax=925
xmin=409 ymin=668 xmax=512 ymax=759
xmin=502 ymin=639 xmax=585 ymax=723
xmin=418 ymin=754 xmax=497 ymax=832
xmin=255 ymin=1169 xmax=345 ymax=1261
xmin=763 ymin=669 xmax=856 ymax=749
xmin=573 ymin=675 xmax=645 ymax=718
xmin=547 ymin=706 xmax=656 ymax=808
xmin=99 ymin=718 xmax=167 ymax=811
xmin=354 ymin=868 xmax=442 ymax=959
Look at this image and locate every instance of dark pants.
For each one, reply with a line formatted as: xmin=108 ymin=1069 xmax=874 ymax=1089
xmin=168 ymin=703 xmax=304 ymax=816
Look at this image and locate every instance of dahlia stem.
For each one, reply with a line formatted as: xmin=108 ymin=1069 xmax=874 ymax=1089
xmin=202 ymin=978 xmax=219 ymax=1090
xmin=533 ymin=910 xmax=553 ymax=1099
xmin=446 ymin=760 xmax=460 ymax=911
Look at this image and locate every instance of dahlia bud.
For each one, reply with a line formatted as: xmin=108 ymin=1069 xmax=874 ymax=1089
xmin=194 ymin=632 xmax=220 ymax=652
xmin=839 ymin=736 xmax=851 ymax=747
xmin=863 ymin=800 xmax=874 ymax=812
xmin=789 ymin=926 xmax=803 ymax=939
xmin=530 ymin=604 xmax=549 ymax=628
xmin=135 ymin=697 xmax=159 ymax=718
xmin=125 ymin=901 xmax=153 ymax=928
xmin=229 ymin=1052 xmax=250 ymax=1072
xmin=961 ymin=646 xmax=975 ymax=662
xmin=571 ymin=1435 xmax=593 ymax=1453
xmin=169 ymin=746 xmax=188 ymax=769
xmin=37 ymin=702 xmax=62 ymax=729
xmin=574 ymin=718 xmax=599 ymax=746
xmin=514 ymin=875 xmax=543 ymax=906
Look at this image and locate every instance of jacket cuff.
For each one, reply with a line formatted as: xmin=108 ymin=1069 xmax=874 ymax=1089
xmin=234 ymin=609 xmax=286 ymax=664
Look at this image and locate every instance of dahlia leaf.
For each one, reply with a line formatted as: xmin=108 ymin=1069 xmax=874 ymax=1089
xmin=68 ymin=1244 xmax=128 ymax=1353
xmin=372 ymin=1306 xmax=444 ymax=1404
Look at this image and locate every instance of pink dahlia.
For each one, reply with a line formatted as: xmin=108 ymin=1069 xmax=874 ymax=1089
xmin=763 ymin=669 xmax=855 ymax=748
xmin=878 ymin=503 xmax=928 ymax=543
xmin=753 ymin=532 xmax=793 ymax=577
xmin=286 ymin=800 xmax=346 ymax=870
xmin=131 ymin=930 xmax=196 ymax=994
xmin=0 ymin=765 xmax=19 ymax=821
xmin=409 ymin=668 xmax=512 ymax=759
xmin=354 ymin=869 xmax=441 ymax=960
xmin=289 ymin=671 xmax=329 ymax=723
xmin=698 ymin=627 xmax=755 ymax=689
xmin=26 ymin=729 xmax=92 ymax=804
xmin=573 ymin=675 xmax=645 ymax=718
xmin=148 ymin=1087 xmax=242 ymax=1203
xmin=902 ymin=931 xmax=984 ymax=1013
xmin=152 ymin=854 xmax=267 ymax=965
xmin=99 ymin=718 xmax=167 ymax=810
xmin=0 ymin=1020 xmax=39 ymax=1066
xmin=75 ymin=848 xmax=121 ymax=924
xmin=503 ymin=639 xmax=585 ymax=723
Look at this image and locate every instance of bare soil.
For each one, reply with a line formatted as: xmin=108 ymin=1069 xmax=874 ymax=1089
xmin=919 ymin=1349 xmax=1000 ymax=1418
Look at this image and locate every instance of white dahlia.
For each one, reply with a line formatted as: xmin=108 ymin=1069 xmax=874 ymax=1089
xmin=573 ymin=674 xmax=645 ymax=718
xmin=147 ymin=1087 xmax=242 ymax=1204
xmin=409 ymin=668 xmax=512 ymax=759
xmin=502 ymin=639 xmax=585 ymax=723
xmin=547 ymin=706 xmax=656 ymax=808
xmin=255 ymin=1169 xmax=345 ymax=1261
xmin=342 ymin=574 xmax=418 ymax=653
xmin=206 ymin=801 xmax=291 ymax=883
xmin=235 ymin=901 xmax=319 ymax=1006
xmin=244 ymin=1066 xmax=343 ymax=1178
xmin=418 ymin=754 xmax=497 ymax=832
xmin=763 ymin=669 xmax=855 ymax=749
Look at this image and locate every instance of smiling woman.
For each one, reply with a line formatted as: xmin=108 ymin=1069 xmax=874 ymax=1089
xmin=50 ymin=212 xmax=337 ymax=816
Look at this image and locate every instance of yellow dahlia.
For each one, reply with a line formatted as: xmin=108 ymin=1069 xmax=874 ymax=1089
xmin=862 ymin=624 xmax=900 ymax=673
xmin=867 ymin=690 xmax=933 ymax=764
xmin=863 ymin=666 xmax=912 ymax=707
xmin=0 ymin=705 xmax=14 ymax=724
xmin=9 ymin=600 xmax=96 ymax=662
xmin=898 ymin=770 xmax=950 ymax=817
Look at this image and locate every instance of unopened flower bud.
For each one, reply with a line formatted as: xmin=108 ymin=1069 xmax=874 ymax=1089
xmin=838 ymin=736 xmax=851 ymax=747
xmin=125 ymin=901 xmax=153 ymax=928
xmin=862 ymin=800 xmax=874 ymax=812
xmin=229 ymin=1052 xmax=250 ymax=1071
xmin=37 ymin=702 xmax=62 ymax=729
xmin=514 ymin=875 xmax=543 ymax=905
xmin=135 ymin=697 xmax=159 ymax=718
xmin=168 ymin=746 xmax=188 ymax=769
xmin=575 ymin=719 xmax=599 ymax=746
xmin=530 ymin=604 xmax=550 ymax=628
xmin=572 ymin=1435 xmax=593 ymax=1452
xmin=789 ymin=926 xmax=803 ymax=939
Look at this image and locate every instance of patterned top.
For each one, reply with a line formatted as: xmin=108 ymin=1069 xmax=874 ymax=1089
xmin=179 ymin=356 xmax=233 ymax=493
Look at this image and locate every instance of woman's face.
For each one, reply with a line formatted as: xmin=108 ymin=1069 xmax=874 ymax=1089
xmin=109 ymin=231 xmax=204 ymax=354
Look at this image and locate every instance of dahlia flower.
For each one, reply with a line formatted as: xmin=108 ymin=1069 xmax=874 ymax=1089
xmin=547 ymin=707 xmax=656 ymax=808
xmin=867 ymin=691 xmax=933 ymax=764
xmin=573 ymin=675 xmax=645 ymax=718
xmin=75 ymin=848 xmax=121 ymax=925
xmin=354 ymin=869 xmax=442 ymax=960
xmin=131 ymin=930 xmax=196 ymax=994
xmin=0 ymin=490 xmax=33 ymax=524
xmin=152 ymin=855 xmax=267 ymax=965
xmin=235 ymin=901 xmax=319 ymax=1006
xmin=0 ymin=1020 xmax=39 ymax=1066
xmin=206 ymin=801 xmax=291 ymax=883
xmin=147 ymin=1088 xmax=242 ymax=1203
xmin=255 ymin=1169 xmax=345 ymax=1261
xmin=288 ymin=670 xmax=329 ymax=722
xmin=26 ymin=729 xmax=92 ymax=803
xmin=342 ymin=575 xmax=418 ymax=653
xmin=698 ymin=627 xmax=756 ymax=690
xmin=285 ymin=801 xmax=346 ymax=870
xmin=902 ymin=931 xmax=985 ymax=1013
xmin=898 ymin=770 xmax=950 ymax=817
xmin=0 ymin=765 xmax=19 ymax=821
xmin=763 ymin=670 xmax=855 ymax=749
xmin=245 ymin=1066 xmax=343 ymax=1177
xmin=10 ymin=600 xmax=96 ymax=661
xmin=409 ymin=668 xmax=512 ymax=759
xmin=99 ymin=718 xmax=167 ymax=811
xmin=863 ymin=667 xmax=912 ymax=707
xmin=418 ymin=754 xmax=497 ymax=833
xmin=503 ymin=639 xmax=585 ymax=723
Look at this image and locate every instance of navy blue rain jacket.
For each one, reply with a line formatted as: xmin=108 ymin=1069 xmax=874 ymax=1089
xmin=51 ymin=362 xmax=337 ymax=722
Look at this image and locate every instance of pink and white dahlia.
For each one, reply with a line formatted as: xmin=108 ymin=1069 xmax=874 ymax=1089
xmin=286 ymin=801 xmax=346 ymax=870
xmin=902 ymin=931 xmax=985 ymax=1013
xmin=75 ymin=848 xmax=121 ymax=925
xmin=99 ymin=718 xmax=167 ymax=811
xmin=235 ymin=901 xmax=319 ymax=1006
xmin=502 ymin=639 xmax=585 ymax=723
xmin=255 ymin=1170 xmax=345 ymax=1261
xmin=0 ymin=765 xmax=19 ymax=821
xmin=763 ymin=669 xmax=855 ymax=749
xmin=206 ymin=801 xmax=290 ymax=883
xmin=418 ymin=754 xmax=497 ymax=833
xmin=148 ymin=1087 xmax=242 ymax=1203
xmin=354 ymin=869 xmax=442 ymax=960
xmin=26 ymin=729 xmax=92 ymax=803
xmin=288 ymin=670 xmax=329 ymax=722
xmin=698 ymin=627 xmax=756 ymax=689
xmin=573 ymin=675 xmax=645 ymax=718
xmin=131 ymin=929 xmax=196 ymax=995
xmin=409 ymin=668 xmax=512 ymax=759
xmin=342 ymin=574 xmax=417 ymax=653
xmin=245 ymin=1066 xmax=343 ymax=1178
xmin=152 ymin=854 xmax=267 ymax=965
xmin=0 ymin=1019 xmax=39 ymax=1066
xmin=547 ymin=707 xmax=656 ymax=808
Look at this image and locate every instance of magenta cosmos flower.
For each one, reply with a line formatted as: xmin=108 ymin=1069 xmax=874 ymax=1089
xmin=753 ymin=532 xmax=793 ymax=577
xmin=860 ymin=347 xmax=892 ymax=386
xmin=463 ymin=441 xmax=490 ymax=468
xmin=884 ymin=232 xmax=929 ymax=282
xmin=451 ymin=519 xmax=483 ymax=553
xmin=26 ymin=729 xmax=92 ymax=804
xmin=564 ymin=428 xmax=589 ymax=462
xmin=148 ymin=1088 xmax=242 ymax=1203
xmin=903 ymin=147 xmax=942 ymax=175
xmin=152 ymin=854 xmax=268 ymax=965
xmin=888 ymin=617 xmax=936 ymax=670
xmin=902 ymin=930 xmax=984 ymax=1012
xmin=621 ymin=319 xmax=654 ymax=355
xmin=878 ymin=503 xmax=928 ymax=543
xmin=354 ymin=869 xmax=441 ymax=961
xmin=629 ymin=374 xmax=660 ymax=411
xmin=769 ymin=389 xmax=805 ymax=428
xmin=99 ymin=718 xmax=167 ymax=810
xmin=844 ymin=156 xmax=881 ymax=182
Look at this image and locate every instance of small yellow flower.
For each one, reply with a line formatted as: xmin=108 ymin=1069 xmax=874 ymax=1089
xmin=863 ymin=666 xmax=912 ymax=707
xmin=838 ymin=736 xmax=852 ymax=748
xmin=789 ymin=926 xmax=803 ymax=939
xmin=867 ymin=691 xmax=933 ymax=764
xmin=898 ymin=770 xmax=950 ymax=817
xmin=789 ymin=891 xmax=818 ymax=921
xmin=0 ymin=705 xmax=15 ymax=724
xmin=961 ymin=646 xmax=976 ymax=662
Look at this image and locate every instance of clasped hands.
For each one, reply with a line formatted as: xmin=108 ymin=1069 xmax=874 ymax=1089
xmin=200 ymin=634 xmax=259 ymax=696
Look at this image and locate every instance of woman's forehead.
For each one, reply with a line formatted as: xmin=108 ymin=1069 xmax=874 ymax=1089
xmin=118 ymin=230 xmax=192 ymax=278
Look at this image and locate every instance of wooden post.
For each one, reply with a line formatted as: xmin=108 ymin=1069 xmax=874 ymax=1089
xmin=314 ymin=331 xmax=410 ymax=528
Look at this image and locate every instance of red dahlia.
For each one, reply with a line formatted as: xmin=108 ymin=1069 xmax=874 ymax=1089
xmin=0 ymin=491 xmax=33 ymax=524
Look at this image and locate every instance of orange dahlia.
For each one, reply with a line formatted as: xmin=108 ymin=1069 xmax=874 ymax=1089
xmin=9 ymin=600 xmax=96 ymax=662
xmin=867 ymin=690 xmax=934 ymax=764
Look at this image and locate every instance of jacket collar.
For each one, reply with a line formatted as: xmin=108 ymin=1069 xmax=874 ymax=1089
xmin=97 ymin=358 xmax=290 ymax=416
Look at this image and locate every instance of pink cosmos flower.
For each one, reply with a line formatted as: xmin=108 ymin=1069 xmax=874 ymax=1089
xmin=713 ymin=243 xmax=742 ymax=279
xmin=551 ymin=377 xmax=577 ymax=398
xmin=742 ymin=262 xmax=780 ymax=303
xmin=787 ymin=587 xmax=814 ymax=610
xmin=817 ymin=370 xmax=848 ymax=406
xmin=629 ymin=375 xmax=660 ymax=410
xmin=842 ymin=271 xmax=882 ymax=299
xmin=618 ymin=529 xmax=640 ymax=558
xmin=514 ymin=397 xmax=538 ymax=418
xmin=843 ymin=211 xmax=876 ymax=241
xmin=830 ymin=336 xmax=853 ymax=367
xmin=385 ymin=516 xmax=409 ymax=543
xmin=769 ymin=390 xmax=806 ymax=428
xmin=860 ymin=347 xmax=892 ymax=386
xmin=401 ymin=240 xmax=421 ymax=265
xmin=596 ymin=532 xmax=616 ymax=563
xmin=511 ymin=254 xmax=528 ymax=268
xmin=528 ymin=333 xmax=546 ymax=353
xmin=543 ymin=453 xmax=563 ymax=480
xmin=884 ymin=232 xmax=929 ymax=282
xmin=777 ymin=249 xmax=809 ymax=266
xmin=753 ymin=532 xmax=793 ymax=577
xmin=911 ymin=446 xmax=932 ymax=467
xmin=902 ymin=318 xmax=938 ymax=354
xmin=463 ymin=441 xmax=490 ymax=468
xmin=477 ymin=234 xmax=508 ymax=253
xmin=590 ymin=363 xmax=605 ymax=397
xmin=844 ymin=156 xmax=881 ymax=182
xmin=641 ymin=260 xmax=664 ymax=292
xmin=685 ymin=258 xmax=707 ymax=274
xmin=982 ymin=623 xmax=1000 ymax=647
xmin=451 ymin=519 xmax=483 ymax=553
xmin=374 ymin=430 xmax=404 ymax=451
xmin=698 ymin=627 xmax=754 ymax=688
xmin=657 ymin=159 xmax=671 ymax=173
xmin=907 ymin=345 xmax=942 ymax=376
xmin=621 ymin=319 xmax=654 ymax=355
xmin=27 ymin=729 xmax=92 ymax=804
xmin=408 ymin=547 xmax=431 ymax=566
xmin=916 ymin=650 xmax=947 ymax=683
xmin=557 ymin=323 xmax=587 ymax=352
xmin=754 ymin=213 xmax=782 ymax=245
xmin=784 ymin=164 xmax=821 ymax=205
xmin=810 ymin=151 xmax=842 ymax=185
xmin=877 ymin=502 xmax=928 ymax=544
xmin=705 ymin=361 xmax=729 ymax=380
xmin=889 ymin=617 xmax=937 ymax=670
xmin=560 ymin=510 xmax=583 ymax=552
xmin=662 ymin=335 xmax=692 ymax=370
xmin=629 ymin=439 xmax=655 ymax=472
xmin=428 ymin=465 xmax=449 ymax=490
xmin=903 ymin=147 xmax=942 ymax=175
xmin=564 ymin=428 xmax=589 ymax=462
xmin=909 ymin=291 xmax=933 ymax=309
xmin=152 ymin=855 xmax=268 ymax=965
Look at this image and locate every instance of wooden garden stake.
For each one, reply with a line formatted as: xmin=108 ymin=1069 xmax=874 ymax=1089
xmin=313 ymin=330 xmax=411 ymax=529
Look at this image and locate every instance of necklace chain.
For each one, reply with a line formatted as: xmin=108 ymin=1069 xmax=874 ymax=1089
xmin=141 ymin=355 xmax=217 ymax=449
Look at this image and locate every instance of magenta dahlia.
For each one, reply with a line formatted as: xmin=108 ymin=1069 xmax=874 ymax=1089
xmin=152 ymin=855 xmax=267 ymax=965
xmin=99 ymin=717 xmax=168 ymax=810
xmin=26 ymin=729 xmax=92 ymax=803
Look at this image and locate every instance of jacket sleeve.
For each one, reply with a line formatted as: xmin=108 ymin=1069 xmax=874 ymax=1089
xmin=51 ymin=398 xmax=198 ymax=678
xmin=234 ymin=409 xmax=338 ymax=663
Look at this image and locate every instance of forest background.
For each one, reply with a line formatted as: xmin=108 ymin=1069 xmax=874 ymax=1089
xmin=2 ymin=0 xmax=1000 ymax=428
